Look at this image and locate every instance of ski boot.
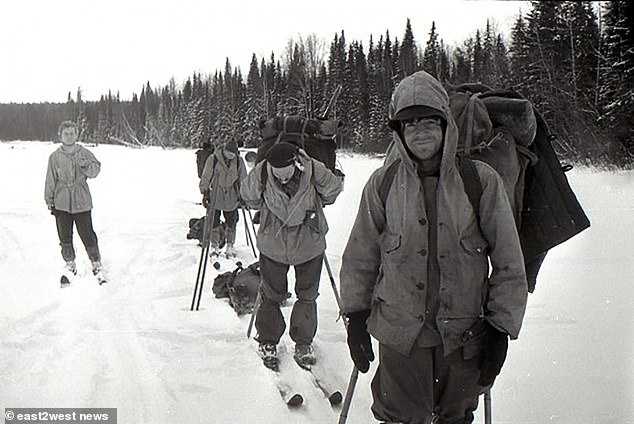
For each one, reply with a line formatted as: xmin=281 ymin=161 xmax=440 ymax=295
xmin=225 ymin=243 xmax=237 ymax=259
xmin=60 ymin=260 xmax=77 ymax=287
xmin=92 ymin=260 xmax=107 ymax=285
xmin=293 ymin=343 xmax=316 ymax=369
xmin=209 ymin=240 xmax=221 ymax=257
xmin=258 ymin=342 xmax=279 ymax=371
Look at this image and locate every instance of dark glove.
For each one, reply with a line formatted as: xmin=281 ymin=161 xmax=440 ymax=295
xmin=345 ymin=309 xmax=374 ymax=373
xmin=202 ymin=194 xmax=210 ymax=209
xmin=477 ymin=323 xmax=509 ymax=387
xmin=48 ymin=204 xmax=56 ymax=216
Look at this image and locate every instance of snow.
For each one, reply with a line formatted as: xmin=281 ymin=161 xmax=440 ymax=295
xmin=1 ymin=141 xmax=632 ymax=424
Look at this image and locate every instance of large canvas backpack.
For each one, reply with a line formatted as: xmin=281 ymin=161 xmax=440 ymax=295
xmin=449 ymin=84 xmax=589 ymax=291
xmin=255 ymin=116 xmax=342 ymax=171
xmin=380 ymin=84 xmax=590 ymax=292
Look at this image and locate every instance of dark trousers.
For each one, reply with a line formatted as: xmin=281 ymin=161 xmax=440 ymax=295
xmin=212 ymin=209 xmax=238 ymax=228
xmin=371 ymin=343 xmax=482 ymax=424
xmin=54 ymin=210 xmax=100 ymax=262
xmin=255 ymin=253 xmax=323 ymax=345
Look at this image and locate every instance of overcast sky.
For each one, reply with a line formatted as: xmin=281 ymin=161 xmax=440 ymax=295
xmin=0 ymin=0 xmax=531 ymax=103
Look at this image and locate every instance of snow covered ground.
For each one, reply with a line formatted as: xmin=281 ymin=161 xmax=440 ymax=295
xmin=0 ymin=141 xmax=632 ymax=424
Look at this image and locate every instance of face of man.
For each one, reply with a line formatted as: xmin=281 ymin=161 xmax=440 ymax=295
xmin=401 ymin=116 xmax=443 ymax=160
xmin=223 ymin=149 xmax=236 ymax=160
xmin=60 ymin=127 xmax=78 ymax=146
xmin=271 ymin=163 xmax=295 ymax=185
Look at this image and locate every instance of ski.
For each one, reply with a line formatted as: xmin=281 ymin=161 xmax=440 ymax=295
xmin=271 ymin=370 xmax=303 ymax=407
xmin=294 ymin=357 xmax=343 ymax=406
xmin=60 ymin=275 xmax=71 ymax=287
xmin=212 ymin=259 xmax=243 ymax=271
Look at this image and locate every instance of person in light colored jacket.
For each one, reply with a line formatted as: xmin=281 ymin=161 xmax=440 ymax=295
xmin=45 ymin=121 xmax=104 ymax=281
xmin=241 ymin=142 xmax=343 ymax=369
xmin=199 ymin=140 xmax=247 ymax=257
xmin=340 ymin=71 xmax=528 ymax=424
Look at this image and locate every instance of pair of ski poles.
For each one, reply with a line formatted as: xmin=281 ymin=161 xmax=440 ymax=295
xmin=191 ymin=190 xmax=257 ymax=310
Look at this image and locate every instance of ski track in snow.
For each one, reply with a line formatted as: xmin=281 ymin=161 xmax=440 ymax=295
xmin=1 ymin=142 xmax=632 ymax=424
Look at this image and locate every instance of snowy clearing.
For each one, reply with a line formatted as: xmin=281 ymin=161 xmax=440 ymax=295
xmin=0 ymin=141 xmax=632 ymax=423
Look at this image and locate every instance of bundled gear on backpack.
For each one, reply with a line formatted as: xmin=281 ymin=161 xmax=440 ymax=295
xmin=212 ymin=261 xmax=261 ymax=315
xmin=255 ymin=116 xmax=342 ymax=172
xmin=196 ymin=142 xmax=214 ymax=179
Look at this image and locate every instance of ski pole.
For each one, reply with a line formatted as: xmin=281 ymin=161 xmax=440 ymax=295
xmin=321 ymin=254 xmax=361 ymax=424
xmin=247 ymin=288 xmax=262 ymax=338
xmin=338 ymin=368 xmax=359 ymax=424
xmin=241 ymin=206 xmax=257 ymax=258
xmin=191 ymin=187 xmax=217 ymax=311
xmin=484 ymin=389 xmax=492 ymax=424
xmin=246 ymin=208 xmax=257 ymax=239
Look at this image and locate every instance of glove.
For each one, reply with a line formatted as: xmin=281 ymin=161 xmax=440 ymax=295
xmin=48 ymin=204 xmax=56 ymax=215
xmin=202 ymin=194 xmax=210 ymax=209
xmin=477 ymin=322 xmax=509 ymax=387
xmin=345 ymin=309 xmax=374 ymax=373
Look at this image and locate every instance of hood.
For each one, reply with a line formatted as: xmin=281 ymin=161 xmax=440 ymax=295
xmin=385 ymin=71 xmax=460 ymax=175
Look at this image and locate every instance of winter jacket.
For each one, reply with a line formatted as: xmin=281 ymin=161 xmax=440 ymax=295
xmin=199 ymin=149 xmax=248 ymax=211
xmin=241 ymin=153 xmax=343 ymax=265
xmin=44 ymin=144 xmax=101 ymax=214
xmin=340 ymin=71 xmax=528 ymax=357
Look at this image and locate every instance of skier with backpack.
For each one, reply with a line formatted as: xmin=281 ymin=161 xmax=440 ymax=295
xmin=240 ymin=142 xmax=343 ymax=370
xmin=339 ymin=71 xmax=528 ymax=423
xmin=45 ymin=120 xmax=106 ymax=285
xmin=199 ymin=140 xmax=247 ymax=258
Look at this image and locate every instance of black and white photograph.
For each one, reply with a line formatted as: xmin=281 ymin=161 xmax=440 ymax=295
xmin=1 ymin=1 xmax=632 ymax=423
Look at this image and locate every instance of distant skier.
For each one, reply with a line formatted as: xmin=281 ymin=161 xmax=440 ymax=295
xmin=45 ymin=120 xmax=106 ymax=285
xmin=240 ymin=142 xmax=344 ymax=369
xmin=199 ymin=140 xmax=247 ymax=258
xmin=340 ymin=71 xmax=528 ymax=423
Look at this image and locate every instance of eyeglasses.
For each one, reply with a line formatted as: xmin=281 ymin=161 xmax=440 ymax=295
xmin=401 ymin=116 xmax=442 ymax=129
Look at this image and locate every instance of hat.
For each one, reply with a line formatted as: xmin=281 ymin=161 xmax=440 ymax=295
xmin=388 ymin=105 xmax=446 ymax=132
xmin=224 ymin=141 xmax=239 ymax=154
xmin=394 ymin=105 xmax=445 ymax=121
xmin=266 ymin=142 xmax=298 ymax=168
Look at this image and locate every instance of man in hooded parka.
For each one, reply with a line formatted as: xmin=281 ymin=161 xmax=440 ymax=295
xmin=340 ymin=71 xmax=528 ymax=423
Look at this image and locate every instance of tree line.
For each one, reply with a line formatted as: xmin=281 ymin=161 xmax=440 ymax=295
xmin=0 ymin=1 xmax=631 ymax=167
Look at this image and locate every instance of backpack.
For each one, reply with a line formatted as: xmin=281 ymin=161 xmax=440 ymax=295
xmin=255 ymin=115 xmax=341 ymax=172
xmin=212 ymin=261 xmax=261 ymax=315
xmin=381 ymin=85 xmax=590 ymax=292
xmin=196 ymin=147 xmax=214 ymax=179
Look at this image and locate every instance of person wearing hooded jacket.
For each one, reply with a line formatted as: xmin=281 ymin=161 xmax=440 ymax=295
xmin=240 ymin=142 xmax=343 ymax=369
xmin=45 ymin=120 xmax=105 ymax=282
xmin=340 ymin=71 xmax=528 ymax=423
xmin=199 ymin=140 xmax=247 ymax=257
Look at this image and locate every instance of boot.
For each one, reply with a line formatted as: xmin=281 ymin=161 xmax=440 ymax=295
xmin=293 ymin=343 xmax=316 ymax=369
xmin=225 ymin=225 xmax=236 ymax=258
xmin=225 ymin=243 xmax=236 ymax=259
xmin=61 ymin=260 xmax=77 ymax=287
xmin=92 ymin=260 xmax=107 ymax=284
xmin=258 ymin=342 xmax=279 ymax=371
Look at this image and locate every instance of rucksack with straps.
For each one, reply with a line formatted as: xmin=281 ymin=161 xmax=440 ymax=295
xmin=256 ymin=115 xmax=341 ymax=172
xmin=450 ymin=84 xmax=589 ymax=292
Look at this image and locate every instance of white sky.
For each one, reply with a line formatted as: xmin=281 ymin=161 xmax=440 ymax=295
xmin=0 ymin=0 xmax=531 ymax=103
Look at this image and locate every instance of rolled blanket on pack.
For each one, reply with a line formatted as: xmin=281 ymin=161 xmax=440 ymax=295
xmin=480 ymin=96 xmax=537 ymax=147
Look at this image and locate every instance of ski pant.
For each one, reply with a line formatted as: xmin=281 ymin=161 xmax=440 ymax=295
xmin=211 ymin=209 xmax=238 ymax=246
xmin=255 ymin=253 xmax=323 ymax=345
xmin=54 ymin=210 xmax=101 ymax=262
xmin=371 ymin=342 xmax=483 ymax=424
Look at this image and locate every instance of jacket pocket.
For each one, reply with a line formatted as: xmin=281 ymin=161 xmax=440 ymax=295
xmin=460 ymin=233 xmax=488 ymax=256
xmin=380 ymin=231 xmax=401 ymax=255
xmin=461 ymin=318 xmax=488 ymax=360
xmin=304 ymin=209 xmax=320 ymax=234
